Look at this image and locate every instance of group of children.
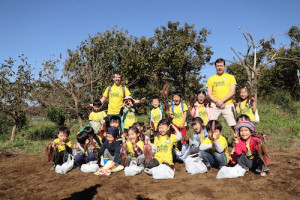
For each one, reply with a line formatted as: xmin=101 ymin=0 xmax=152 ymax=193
xmin=49 ymin=87 xmax=269 ymax=177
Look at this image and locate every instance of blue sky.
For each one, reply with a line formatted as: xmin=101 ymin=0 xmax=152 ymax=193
xmin=0 ymin=0 xmax=299 ymax=80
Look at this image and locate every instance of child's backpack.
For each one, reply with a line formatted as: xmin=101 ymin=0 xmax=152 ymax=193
xmin=171 ymin=102 xmax=189 ymax=130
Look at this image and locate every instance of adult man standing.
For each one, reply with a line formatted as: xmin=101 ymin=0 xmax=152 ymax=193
xmin=101 ymin=72 xmax=142 ymax=120
xmin=206 ymin=58 xmax=237 ymax=131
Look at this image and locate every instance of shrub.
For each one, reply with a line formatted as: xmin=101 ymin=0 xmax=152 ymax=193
xmin=271 ymin=91 xmax=296 ymax=114
xmin=26 ymin=124 xmax=58 ymax=140
xmin=45 ymin=107 xmax=67 ymax=126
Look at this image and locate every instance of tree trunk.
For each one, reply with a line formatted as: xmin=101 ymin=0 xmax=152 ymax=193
xmin=78 ymin=115 xmax=83 ymax=128
xmin=10 ymin=125 xmax=17 ymax=141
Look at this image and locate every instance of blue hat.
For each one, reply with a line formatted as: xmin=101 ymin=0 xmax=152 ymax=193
xmin=107 ymin=126 xmax=119 ymax=138
xmin=235 ymin=121 xmax=255 ymax=135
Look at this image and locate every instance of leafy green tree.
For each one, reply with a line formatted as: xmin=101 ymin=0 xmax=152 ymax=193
xmin=153 ymin=21 xmax=213 ymax=98
xmin=0 ymin=55 xmax=34 ymax=141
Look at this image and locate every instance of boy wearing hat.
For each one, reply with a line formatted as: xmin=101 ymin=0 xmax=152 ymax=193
xmin=120 ymin=96 xmax=137 ymax=133
xmin=95 ymin=126 xmax=124 ymax=175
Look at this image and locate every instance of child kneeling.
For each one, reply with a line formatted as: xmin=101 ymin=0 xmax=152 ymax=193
xmin=234 ymin=121 xmax=267 ymax=175
xmin=199 ymin=120 xmax=229 ymax=169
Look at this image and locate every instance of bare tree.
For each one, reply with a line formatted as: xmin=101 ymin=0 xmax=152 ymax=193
xmin=228 ymin=28 xmax=299 ymax=101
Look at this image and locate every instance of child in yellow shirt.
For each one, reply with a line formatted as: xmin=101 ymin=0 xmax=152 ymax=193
xmin=146 ymin=119 xmax=182 ymax=170
xmin=51 ymin=127 xmax=72 ymax=167
xmin=120 ymin=96 xmax=137 ymax=133
xmin=199 ymin=120 xmax=229 ymax=170
xmin=236 ymin=87 xmax=257 ymax=123
xmin=124 ymin=126 xmax=145 ymax=169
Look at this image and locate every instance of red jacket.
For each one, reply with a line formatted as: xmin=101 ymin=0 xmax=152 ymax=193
xmin=234 ymin=136 xmax=260 ymax=156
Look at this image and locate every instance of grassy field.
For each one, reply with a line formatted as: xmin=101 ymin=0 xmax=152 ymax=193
xmin=0 ymin=101 xmax=299 ymax=155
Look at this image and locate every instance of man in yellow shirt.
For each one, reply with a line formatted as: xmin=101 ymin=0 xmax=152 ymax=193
xmin=100 ymin=72 xmax=142 ymax=120
xmin=206 ymin=58 xmax=237 ymax=130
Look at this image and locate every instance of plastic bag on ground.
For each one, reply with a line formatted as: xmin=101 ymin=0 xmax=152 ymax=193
xmin=124 ymin=160 xmax=142 ymax=176
xmin=216 ymin=164 xmax=247 ymax=179
xmin=81 ymin=161 xmax=99 ymax=173
xmin=185 ymin=155 xmax=207 ymax=175
xmin=144 ymin=164 xmax=174 ymax=179
xmin=55 ymin=154 xmax=74 ymax=174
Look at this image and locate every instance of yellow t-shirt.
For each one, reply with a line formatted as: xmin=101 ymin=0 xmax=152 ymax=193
xmin=202 ymin=135 xmax=229 ymax=164
xmin=126 ymin=140 xmax=144 ymax=158
xmin=123 ymin=108 xmax=137 ymax=129
xmin=102 ymin=85 xmax=131 ymax=115
xmin=89 ymin=111 xmax=107 ymax=130
xmin=154 ymin=134 xmax=177 ymax=165
xmin=169 ymin=103 xmax=188 ymax=126
xmin=206 ymin=73 xmax=236 ymax=104
xmin=198 ymin=104 xmax=208 ymax=126
xmin=53 ymin=138 xmax=72 ymax=153
xmin=237 ymin=100 xmax=255 ymax=122
xmin=151 ymin=107 xmax=162 ymax=130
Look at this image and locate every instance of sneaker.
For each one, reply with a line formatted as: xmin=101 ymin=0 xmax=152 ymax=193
xmin=206 ymin=165 xmax=212 ymax=171
xmin=72 ymin=166 xmax=80 ymax=171
xmin=139 ymin=165 xmax=145 ymax=170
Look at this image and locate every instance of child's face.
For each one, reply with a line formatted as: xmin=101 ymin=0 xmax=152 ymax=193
xmin=239 ymin=127 xmax=251 ymax=140
xmin=57 ymin=131 xmax=68 ymax=142
xmin=192 ymin=122 xmax=202 ymax=133
xmin=93 ymin=105 xmax=100 ymax=111
xmin=173 ymin=95 xmax=181 ymax=105
xmin=152 ymin=99 xmax=160 ymax=108
xmin=124 ymin=99 xmax=133 ymax=108
xmin=128 ymin=129 xmax=139 ymax=143
xmin=110 ymin=121 xmax=120 ymax=128
xmin=208 ymin=129 xmax=221 ymax=140
xmin=197 ymin=93 xmax=206 ymax=104
xmin=240 ymin=88 xmax=249 ymax=100
xmin=158 ymin=124 xmax=169 ymax=136
xmin=106 ymin=134 xmax=116 ymax=143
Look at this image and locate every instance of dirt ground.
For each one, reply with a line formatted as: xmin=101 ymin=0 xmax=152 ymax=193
xmin=0 ymin=147 xmax=299 ymax=200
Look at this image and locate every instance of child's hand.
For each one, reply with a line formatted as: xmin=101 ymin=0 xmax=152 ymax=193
xmin=179 ymin=123 xmax=184 ymax=129
xmin=73 ymin=144 xmax=79 ymax=149
xmin=60 ymin=141 xmax=66 ymax=145
xmin=85 ymin=139 xmax=90 ymax=144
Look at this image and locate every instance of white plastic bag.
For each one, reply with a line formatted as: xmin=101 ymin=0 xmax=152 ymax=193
xmin=176 ymin=144 xmax=190 ymax=162
xmin=254 ymin=109 xmax=260 ymax=123
xmin=144 ymin=164 xmax=174 ymax=179
xmin=216 ymin=164 xmax=246 ymax=179
xmin=89 ymin=121 xmax=105 ymax=134
xmin=185 ymin=155 xmax=207 ymax=175
xmin=81 ymin=161 xmax=100 ymax=173
xmin=124 ymin=160 xmax=142 ymax=176
xmin=55 ymin=154 xmax=74 ymax=174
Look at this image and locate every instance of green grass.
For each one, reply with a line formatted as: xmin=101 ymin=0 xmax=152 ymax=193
xmin=0 ymin=101 xmax=299 ymax=154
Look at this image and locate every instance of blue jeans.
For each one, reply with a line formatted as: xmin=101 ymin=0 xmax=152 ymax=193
xmin=74 ymin=152 xmax=97 ymax=166
xmin=199 ymin=150 xmax=227 ymax=168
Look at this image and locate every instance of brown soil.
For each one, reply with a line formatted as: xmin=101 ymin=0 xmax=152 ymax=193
xmin=0 ymin=147 xmax=299 ymax=200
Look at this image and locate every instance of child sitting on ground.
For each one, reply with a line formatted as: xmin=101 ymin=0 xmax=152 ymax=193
xmin=189 ymin=117 xmax=208 ymax=154
xmin=51 ymin=126 xmax=72 ymax=169
xmin=234 ymin=121 xmax=268 ymax=176
xmin=73 ymin=128 xmax=98 ymax=168
xmin=120 ymin=96 xmax=137 ymax=134
xmin=146 ymin=119 xmax=182 ymax=170
xmin=199 ymin=120 xmax=229 ymax=170
xmin=124 ymin=126 xmax=145 ymax=169
xmin=94 ymin=126 xmax=123 ymax=176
